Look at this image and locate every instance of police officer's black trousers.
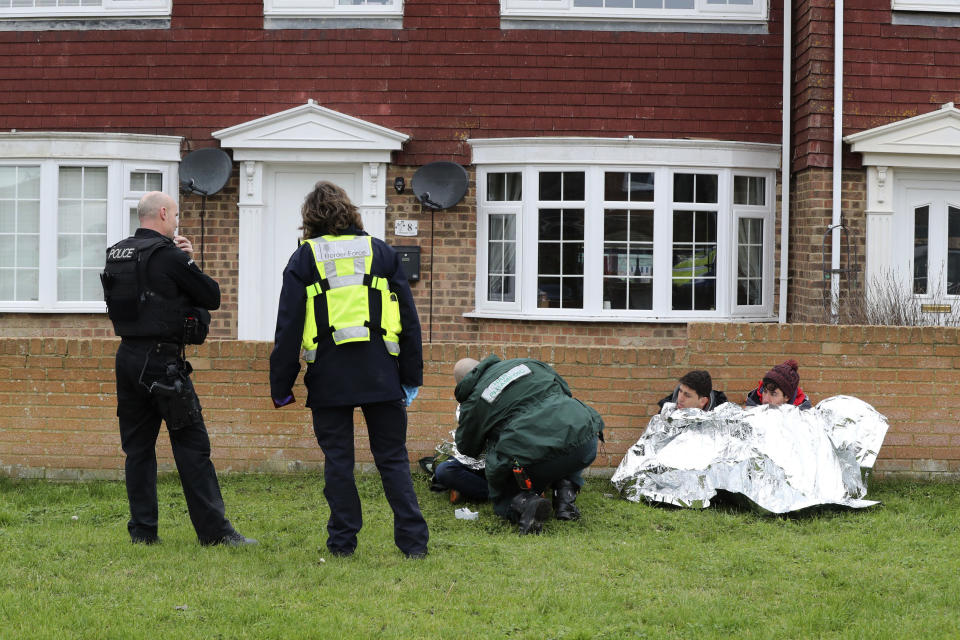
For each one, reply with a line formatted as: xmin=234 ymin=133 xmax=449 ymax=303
xmin=311 ymin=401 xmax=429 ymax=556
xmin=115 ymin=341 xmax=234 ymax=543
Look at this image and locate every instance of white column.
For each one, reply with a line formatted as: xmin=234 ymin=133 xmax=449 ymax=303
xmin=359 ymin=162 xmax=386 ymax=240
xmin=237 ymin=161 xmax=265 ymax=340
xmin=864 ymin=165 xmax=894 ymax=290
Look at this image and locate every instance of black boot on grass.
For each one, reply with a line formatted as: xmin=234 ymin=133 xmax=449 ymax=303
xmin=510 ymin=491 xmax=551 ymax=535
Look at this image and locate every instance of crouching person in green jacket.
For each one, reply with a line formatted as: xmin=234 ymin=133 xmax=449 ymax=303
xmin=453 ymin=356 xmax=604 ymax=535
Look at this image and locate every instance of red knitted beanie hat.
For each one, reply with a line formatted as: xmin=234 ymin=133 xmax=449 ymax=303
xmin=762 ymin=359 xmax=800 ymax=401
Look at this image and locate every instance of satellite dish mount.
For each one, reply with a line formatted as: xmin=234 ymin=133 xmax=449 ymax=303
xmin=178 ymin=148 xmax=233 ymax=269
xmin=410 ymin=161 xmax=469 ymax=343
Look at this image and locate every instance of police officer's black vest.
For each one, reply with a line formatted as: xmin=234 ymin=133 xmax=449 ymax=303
xmin=101 ymin=236 xmax=194 ymax=341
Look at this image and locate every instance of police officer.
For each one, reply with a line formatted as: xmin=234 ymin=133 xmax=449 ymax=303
xmin=270 ymin=181 xmax=428 ymax=559
xmin=102 ymin=191 xmax=255 ymax=547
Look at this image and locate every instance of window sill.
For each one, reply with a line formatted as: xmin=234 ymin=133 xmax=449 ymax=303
xmin=464 ymin=310 xmax=776 ymax=323
xmin=0 ymin=306 xmax=107 ymax=314
xmin=0 ymin=17 xmax=169 ymax=31
xmin=500 ymin=17 xmax=767 ymax=33
xmin=265 ymin=15 xmax=402 ymax=30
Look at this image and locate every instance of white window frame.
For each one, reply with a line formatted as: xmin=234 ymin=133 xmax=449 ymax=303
xmin=892 ymin=0 xmax=960 ymax=13
xmin=731 ymin=170 xmax=775 ymax=315
xmin=264 ymin=0 xmax=403 ymax=18
xmin=468 ymin=138 xmax=779 ymax=322
xmin=0 ymin=132 xmax=180 ymax=313
xmin=500 ymin=0 xmax=766 ymax=22
xmin=0 ymin=0 xmax=170 ymax=19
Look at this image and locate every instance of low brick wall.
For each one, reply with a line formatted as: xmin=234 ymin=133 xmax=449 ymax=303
xmin=1 ymin=322 xmax=958 ymax=480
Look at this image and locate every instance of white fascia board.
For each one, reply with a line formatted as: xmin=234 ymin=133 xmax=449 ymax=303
xmin=856 ymin=152 xmax=960 ymax=170
xmin=229 ymin=149 xmax=395 ymax=164
xmin=468 ymin=137 xmax=781 ymax=169
xmin=0 ymin=132 xmax=182 ymax=161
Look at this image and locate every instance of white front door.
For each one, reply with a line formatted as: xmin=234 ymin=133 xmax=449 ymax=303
xmin=895 ymin=173 xmax=960 ymax=308
xmin=253 ymin=164 xmax=361 ymax=341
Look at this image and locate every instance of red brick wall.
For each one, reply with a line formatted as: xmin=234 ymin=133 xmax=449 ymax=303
xmin=2 ymin=322 xmax=957 ymax=480
xmin=793 ymin=0 xmax=960 ymax=170
xmin=787 ymin=167 xmax=867 ymax=322
xmin=0 ymin=0 xmax=785 ymax=165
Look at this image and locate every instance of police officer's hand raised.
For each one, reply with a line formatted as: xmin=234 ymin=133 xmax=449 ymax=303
xmin=174 ymin=235 xmax=194 ymax=257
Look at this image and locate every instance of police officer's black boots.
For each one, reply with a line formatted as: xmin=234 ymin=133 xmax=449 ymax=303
xmin=552 ymin=479 xmax=581 ymax=521
xmin=509 ymin=491 xmax=551 ymax=535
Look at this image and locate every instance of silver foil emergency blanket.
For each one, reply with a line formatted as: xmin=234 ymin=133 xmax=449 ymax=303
xmin=434 ymin=405 xmax=485 ymax=470
xmin=610 ymin=395 xmax=888 ymax=514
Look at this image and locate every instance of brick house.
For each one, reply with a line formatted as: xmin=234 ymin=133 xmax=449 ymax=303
xmin=0 ymin=0 xmax=958 ymax=345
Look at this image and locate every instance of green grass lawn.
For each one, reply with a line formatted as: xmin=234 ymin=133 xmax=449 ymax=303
xmin=1 ymin=473 xmax=958 ymax=639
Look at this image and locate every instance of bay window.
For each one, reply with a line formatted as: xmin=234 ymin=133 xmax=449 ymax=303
xmin=0 ymin=133 xmax=181 ymax=312
xmin=469 ymin=138 xmax=779 ymax=322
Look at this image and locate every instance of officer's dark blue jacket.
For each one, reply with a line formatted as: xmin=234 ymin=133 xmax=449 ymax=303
xmin=269 ymin=229 xmax=423 ymax=408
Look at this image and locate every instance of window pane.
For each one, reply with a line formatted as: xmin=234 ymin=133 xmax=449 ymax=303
xmin=85 ymin=166 xmax=108 ymax=199
xmin=605 ymin=172 xmax=654 ymax=202
xmin=58 ymin=235 xmax=80 ymax=268
xmin=673 ymin=210 xmax=717 ymax=311
xmin=695 ymin=174 xmax=718 ymax=204
xmin=561 ymin=242 xmax=584 ymax=275
xmin=0 ymin=166 xmax=43 ymax=302
xmin=737 ymin=218 xmax=764 ymax=306
xmin=488 ymin=243 xmax=503 ymax=273
xmin=59 ymin=167 xmax=83 ymax=198
xmin=83 ymin=234 xmax=106 ymax=267
xmin=538 ymin=242 xmax=561 ymax=274
xmin=487 ymin=173 xmax=505 ymax=201
xmin=564 ymin=172 xmax=585 ymax=200
xmin=734 ymin=175 xmax=765 ymax=205
xmin=673 ymin=174 xmax=694 ymax=202
xmin=83 ymin=200 xmax=107 ymax=234
xmin=58 ymin=269 xmax=82 ymax=301
xmin=914 ymin=205 xmax=929 ymax=295
xmin=130 ymin=171 xmax=162 ymax=193
xmin=673 ymin=210 xmax=693 ymax=242
xmin=539 ymin=171 xmax=583 ymax=201
xmin=539 ymin=209 xmax=562 ymax=241
xmin=16 ymin=235 xmax=38 ymax=268
xmin=675 ymin=173 xmax=718 ymax=203
xmin=487 ymin=213 xmax=517 ymax=303
xmin=82 ymin=269 xmax=103 ymax=301
xmin=58 ymin=166 xmax=108 ymax=302
xmin=0 ymin=200 xmax=13 ymax=232
xmin=0 ymin=236 xmax=13 ymax=267
xmin=58 ymin=200 xmax=81 ymax=233
xmin=539 ymin=172 xmax=562 ymax=201
xmin=16 ymin=269 xmax=39 ymax=301
xmin=18 ymin=201 xmax=40 ymax=233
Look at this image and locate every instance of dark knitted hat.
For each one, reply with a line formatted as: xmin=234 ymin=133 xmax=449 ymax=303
xmin=763 ymin=359 xmax=800 ymax=401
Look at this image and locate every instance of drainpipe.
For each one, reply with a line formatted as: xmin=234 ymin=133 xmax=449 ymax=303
xmin=830 ymin=0 xmax=844 ymax=319
xmin=778 ymin=0 xmax=792 ymax=324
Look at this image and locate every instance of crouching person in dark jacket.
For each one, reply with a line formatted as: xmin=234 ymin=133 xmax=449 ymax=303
xmin=453 ymin=356 xmax=604 ymax=535
xmin=657 ymin=370 xmax=728 ymax=412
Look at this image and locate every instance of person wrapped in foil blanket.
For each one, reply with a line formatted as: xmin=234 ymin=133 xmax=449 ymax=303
xmin=610 ymin=396 xmax=888 ymax=514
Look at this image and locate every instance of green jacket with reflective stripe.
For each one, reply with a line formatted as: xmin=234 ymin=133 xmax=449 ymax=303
xmin=454 ymin=355 xmax=604 ymax=497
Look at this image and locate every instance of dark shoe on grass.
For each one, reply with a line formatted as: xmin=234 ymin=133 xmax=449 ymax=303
xmin=131 ymin=535 xmax=160 ymax=545
xmin=203 ymin=531 xmax=258 ymax=547
xmin=552 ymin=479 xmax=582 ymax=521
xmin=510 ymin=491 xmax=551 ymax=535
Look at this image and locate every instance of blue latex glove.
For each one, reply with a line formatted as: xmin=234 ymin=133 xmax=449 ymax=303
xmin=402 ymin=385 xmax=419 ymax=407
xmin=272 ymin=394 xmax=295 ymax=408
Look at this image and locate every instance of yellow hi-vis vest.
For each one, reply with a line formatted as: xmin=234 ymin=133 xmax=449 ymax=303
xmin=300 ymin=235 xmax=402 ymax=363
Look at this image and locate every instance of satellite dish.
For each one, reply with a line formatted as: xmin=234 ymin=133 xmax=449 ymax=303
xmin=412 ymin=161 xmax=468 ymax=210
xmin=179 ymin=148 xmax=232 ymax=196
